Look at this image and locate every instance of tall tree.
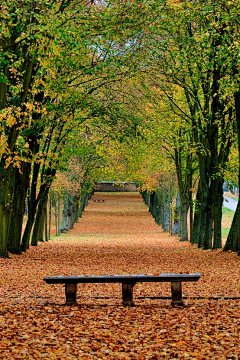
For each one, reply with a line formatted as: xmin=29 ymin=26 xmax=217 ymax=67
xmin=0 ymin=0 xmax=165 ymax=257
xmin=145 ymin=0 xmax=235 ymax=249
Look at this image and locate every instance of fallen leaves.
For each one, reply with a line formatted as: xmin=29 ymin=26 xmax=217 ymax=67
xmin=0 ymin=192 xmax=240 ymax=359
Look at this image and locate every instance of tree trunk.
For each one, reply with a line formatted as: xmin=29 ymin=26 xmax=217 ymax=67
xmin=203 ymin=184 xmax=214 ymax=249
xmin=0 ymin=208 xmax=11 ymax=258
xmin=197 ymin=163 xmax=210 ymax=249
xmin=191 ymin=209 xmax=201 ymax=245
xmin=37 ymin=203 xmax=46 ymax=242
xmin=163 ymin=201 xmax=169 ymax=231
xmin=203 ymin=202 xmax=213 ymax=249
xmin=172 ymin=192 xmax=180 ymax=235
xmin=141 ymin=191 xmax=150 ymax=206
xmin=45 ymin=203 xmax=48 ymax=242
xmin=61 ymin=197 xmax=68 ymax=232
xmin=198 ymin=200 xmax=207 ymax=248
xmin=169 ymin=204 xmax=172 ymax=235
xmin=180 ymin=199 xmax=189 ymax=241
xmin=61 ymin=194 xmax=76 ymax=232
xmin=31 ymin=188 xmax=49 ymax=246
xmin=189 ymin=190 xmax=193 ymax=241
xmin=75 ymin=197 xmax=80 ymax=222
xmin=67 ymin=197 xmax=73 ymax=230
xmin=191 ymin=187 xmax=201 ymax=244
xmin=55 ymin=197 xmax=58 ymax=236
xmin=202 ymin=177 xmax=224 ymax=250
xmin=8 ymin=163 xmax=31 ymax=254
xmin=78 ymin=190 xmax=88 ymax=218
xmin=149 ymin=192 xmax=155 ymax=215
xmin=70 ymin=196 xmax=78 ymax=229
xmin=0 ymin=165 xmax=15 ymax=257
xmin=48 ymin=192 xmax=52 ymax=240
xmin=57 ymin=194 xmax=61 ymax=235
xmin=213 ymin=179 xmax=223 ymax=249
xmin=152 ymin=192 xmax=157 ymax=219
xmin=21 ymin=162 xmax=40 ymax=251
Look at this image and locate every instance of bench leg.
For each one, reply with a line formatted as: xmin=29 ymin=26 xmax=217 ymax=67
xmin=171 ymin=282 xmax=184 ymax=306
xmin=122 ymin=282 xmax=135 ymax=306
xmin=65 ymin=283 xmax=77 ymax=305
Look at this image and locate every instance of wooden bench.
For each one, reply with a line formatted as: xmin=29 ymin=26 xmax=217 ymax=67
xmin=44 ymin=273 xmax=201 ymax=306
xmin=93 ymin=199 xmax=105 ymax=203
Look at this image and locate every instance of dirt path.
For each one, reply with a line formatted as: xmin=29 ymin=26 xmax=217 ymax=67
xmin=0 ymin=192 xmax=240 ymax=359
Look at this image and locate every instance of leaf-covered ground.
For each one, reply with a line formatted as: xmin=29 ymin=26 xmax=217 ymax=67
xmin=1 ymin=192 xmax=240 ymax=359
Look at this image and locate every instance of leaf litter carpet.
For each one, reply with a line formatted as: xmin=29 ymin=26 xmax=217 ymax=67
xmin=0 ymin=192 xmax=240 ymax=359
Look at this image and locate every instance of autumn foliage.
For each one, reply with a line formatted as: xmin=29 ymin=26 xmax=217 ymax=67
xmin=0 ymin=192 xmax=240 ymax=359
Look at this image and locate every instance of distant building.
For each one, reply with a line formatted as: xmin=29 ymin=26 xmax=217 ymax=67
xmin=95 ymin=181 xmax=137 ymax=192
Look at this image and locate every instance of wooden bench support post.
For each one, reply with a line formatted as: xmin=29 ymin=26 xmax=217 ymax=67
xmin=65 ymin=283 xmax=77 ymax=305
xmin=171 ymin=281 xmax=184 ymax=306
xmin=122 ymin=282 xmax=135 ymax=306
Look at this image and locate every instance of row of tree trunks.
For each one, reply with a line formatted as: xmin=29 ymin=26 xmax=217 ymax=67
xmin=61 ymin=195 xmax=77 ymax=233
xmin=141 ymin=188 xmax=174 ymax=234
xmin=60 ymin=189 xmax=93 ymax=234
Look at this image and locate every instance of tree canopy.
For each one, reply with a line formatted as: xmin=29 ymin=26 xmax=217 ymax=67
xmin=1 ymin=0 xmax=240 ymax=256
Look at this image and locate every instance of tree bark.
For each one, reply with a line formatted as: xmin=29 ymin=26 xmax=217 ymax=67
xmin=45 ymin=202 xmax=48 ymax=242
xmin=0 ymin=165 xmax=15 ymax=257
xmin=163 ymin=201 xmax=170 ymax=231
xmin=57 ymin=194 xmax=61 ymax=235
xmin=31 ymin=188 xmax=49 ymax=246
xmin=172 ymin=192 xmax=180 ymax=235
xmin=49 ymin=192 xmax=52 ymax=240
xmin=180 ymin=199 xmax=189 ymax=241
xmin=212 ymin=178 xmax=224 ymax=249
xmin=8 ymin=163 xmax=30 ymax=254
xmin=191 ymin=186 xmax=201 ymax=244
xmin=78 ymin=190 xmax=88 ymax=218
xmin=21 ymin=162 xmax=40 ymax=251
xmin=149 ymin=192 xmax=155 ymax=214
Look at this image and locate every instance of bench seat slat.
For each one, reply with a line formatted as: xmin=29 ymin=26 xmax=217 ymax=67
xmin=44 ymin=273 xmax=202 ymax=284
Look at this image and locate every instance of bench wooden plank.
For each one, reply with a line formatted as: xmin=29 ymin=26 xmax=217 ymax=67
xmin=44 ymin=273 xmax=201 ymax=284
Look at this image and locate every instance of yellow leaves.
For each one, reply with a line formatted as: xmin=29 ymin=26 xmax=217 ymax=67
xmin=5 ymin=114 xmax=17 ymax=127
xmin=167 ymin=0 xmax=182 ymax=9
xmin=47 ymin=68 xmax=56 ymax=80
xmin=9 ymin=68 xmax=18 ymax=76
xmin=25 ymin=102 xmax=34 ymax=111
xmin=4 ymin=156 xmax=12 ymax=168
xmin=42 ymin=106 xmax=48 ymax=116
xmin=0 ymin=134 xmax=7 ymax=158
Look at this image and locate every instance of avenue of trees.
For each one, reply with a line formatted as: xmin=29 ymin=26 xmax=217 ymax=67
xmin=1 ymin=0 xmax=240 ymax=257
